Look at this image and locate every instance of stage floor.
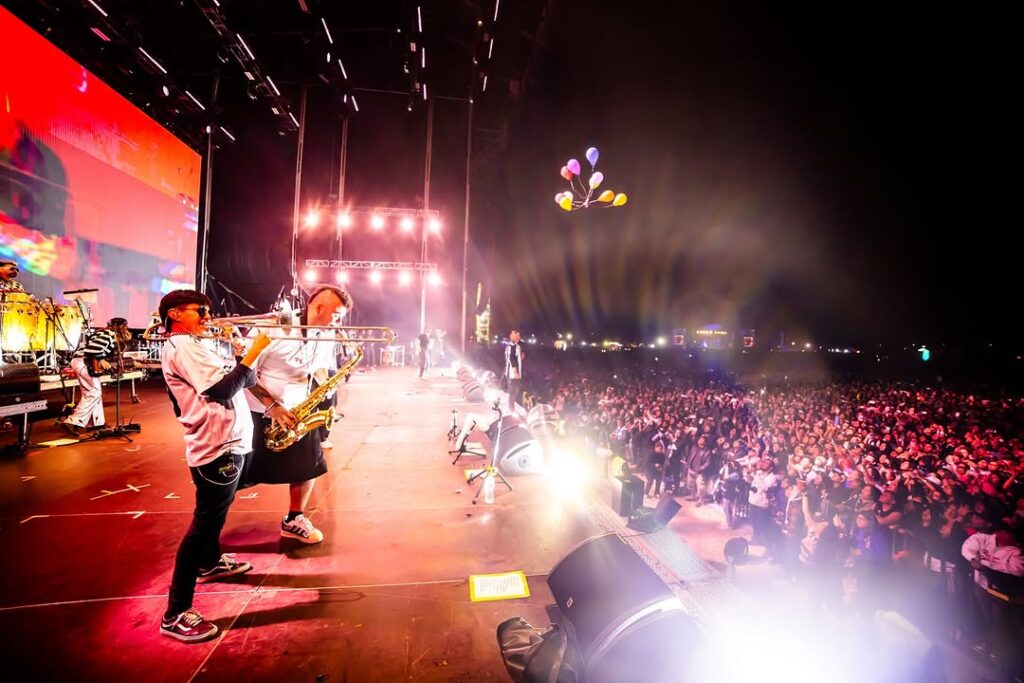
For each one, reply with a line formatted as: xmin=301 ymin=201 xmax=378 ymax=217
xmin=0 ymin=366 xmax=594 ymax=682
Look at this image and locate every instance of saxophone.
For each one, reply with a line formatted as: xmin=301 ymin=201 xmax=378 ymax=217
xmin=264 ymin=345 xmax=363 ymax=452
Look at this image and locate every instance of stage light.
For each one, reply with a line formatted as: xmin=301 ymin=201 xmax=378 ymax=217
xmin=86 ymin=0 xmax=108 ymax=17
xmin=428 ymin=271 xmax=442 ymax=286
xmin=266 ymin=76 xmax=281 ymax=96
xmin=303 ymin=269 xmax=317 ymax=283
xmin=488 ymin=38 xmax=495 ymax=59
xmin=429 ymin=218 xmax=441 ymax=234
xmin=185 ymin=90 xmax=205 ymax=110
xmin=417 ymin=6 xmax=423 ymax=32
xmin=656 ymin=336 xmax=667 ymax=347
xmin=138 ymin=47 xmax=168 ymax=74
xmin=338 ymin=59 xmax=349 ymax=79
xmin=288 ymin=111 xmax=299 ymax=127
xmin=398 ymin=271 xmax=412 ymax=286
xmin=482 ymin=75 xmax=488 ymax=92
xmin=90 ymin=27 xmax=111 ymax=42
xmin=304 ymin=210 xmax=321 ymax=228
xmin=161 ymin=84 xmax=170 ymax=96
xmin=370 ymin=214 xmax=384 ymax=229
xmin=493 ymin=0 xmax=500 ymax=22
xmin=370 ymin=270 xmax=383 ymax=284
xmin=421 ymin=48 xmax=426 ymax=69
xmin=400 ymin=216 xmax=414 ymax=232
xmin=351 ymin=96 xmax=359 ymax=112
xmin=336 ymin=212 xmax=352 ymax=229
xmin=321 ymin=17 xmax=333 ymax=44
xmin=236 ymin=34 xmax=256 ymax=60
xmin=336 ymin=270 xmax=349 ymax=284
xmin=219 ymin=126 xmax=236 ymax=142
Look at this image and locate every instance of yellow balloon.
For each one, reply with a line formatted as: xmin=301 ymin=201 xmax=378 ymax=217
xmin=613 ymin=192 xmax=628 ymax=207
xmin=597 ymin=190 xmax=614 ymax=202
xmin=559 ymin=196 xmax=573 ymax=211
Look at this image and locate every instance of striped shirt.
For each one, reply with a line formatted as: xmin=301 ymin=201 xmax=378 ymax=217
xmin=75 ymin=328 xmax=118 ymax=359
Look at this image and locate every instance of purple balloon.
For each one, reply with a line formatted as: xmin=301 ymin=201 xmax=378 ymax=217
xmin=586 ymin=147 xmax=599 ymax=166
xmin=567 ymin=158 xmax=581 ymax=176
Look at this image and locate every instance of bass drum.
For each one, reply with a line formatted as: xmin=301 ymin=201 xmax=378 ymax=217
xmin=0 ymin=292 xmax=39 ymax=352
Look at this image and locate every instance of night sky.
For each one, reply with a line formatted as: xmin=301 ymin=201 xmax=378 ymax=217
xmin=10 ymin=0 xmax=1012 ymax=347
xmin=489 ymin=2 xmax=1014 ymax=346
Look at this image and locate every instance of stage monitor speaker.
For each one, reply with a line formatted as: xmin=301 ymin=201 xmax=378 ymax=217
xmin=461 ymin=379 xmax=485 ymax=402
xmin=626 ymin=496 xmax=681 ymax=533
xmin=612 ymin=475 xmax=644 ymax=517
xmin=587 ymin=609 xmax=703 ymax=683
xmin=0 ymin=363 xmax=41 ymax=395
xmin=547 ymin=533 xmax=684 ymax=663
xmin=526 ymin=403 xmax=558 ymax=436
xmin=494 ymin=420 xmax=544 ymax=475
xmin=653 ymin=496 xmax=681 ymax=526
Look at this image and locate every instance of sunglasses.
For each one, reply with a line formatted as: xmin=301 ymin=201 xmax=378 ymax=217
xmin=179 ymin=305 xmax=210 ymax=318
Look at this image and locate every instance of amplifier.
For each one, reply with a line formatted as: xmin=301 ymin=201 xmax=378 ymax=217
xmin=0 ymin=363 xmax=41 ymax=395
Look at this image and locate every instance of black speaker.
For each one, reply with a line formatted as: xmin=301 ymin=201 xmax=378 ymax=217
xmin=547 ymin=533 xmax=684 ymax=662
xmin=491 ymin=416 xmax=543 ymax=474
xmin=613 ymin=475 xmax=644 ymax=517
xmin=461 ymin=379 xmax=484 ymax=402
xmin=0 ymin=363 xmax=40 ymax=395
xmin=653 ymin=496 xmax=681 ymax=527
xmin=627 ymin=496 xmax=681 ymax=533
xmin=587 ymin=609 xmax=703 ymax=683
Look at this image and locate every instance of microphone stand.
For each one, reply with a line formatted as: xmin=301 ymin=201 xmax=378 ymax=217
xmin=90 ymin=333 xmax=139 ymax=442
xmin=467 ymin=401 xmax=515 ymax=502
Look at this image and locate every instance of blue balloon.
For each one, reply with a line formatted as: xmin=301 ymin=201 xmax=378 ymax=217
xmin=585 ymin=147 xmax=599 ymax=166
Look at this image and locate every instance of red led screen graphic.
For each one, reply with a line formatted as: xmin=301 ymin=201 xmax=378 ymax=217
xmin=1 ymin=7 xmax=201 ymax=326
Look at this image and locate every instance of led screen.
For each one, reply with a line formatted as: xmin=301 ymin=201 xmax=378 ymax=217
xmin=1 ymin=7 xmax=200 ymax=327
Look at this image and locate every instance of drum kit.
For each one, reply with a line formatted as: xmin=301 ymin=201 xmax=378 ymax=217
xmin=0 ymin=291 xmax=91 ymax=371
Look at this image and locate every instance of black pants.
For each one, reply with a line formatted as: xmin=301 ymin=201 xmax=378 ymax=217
xmin=166 ymin=451 xmax=245 ymax=617
xmin=506 ymin=378 xmax=521 ymax=409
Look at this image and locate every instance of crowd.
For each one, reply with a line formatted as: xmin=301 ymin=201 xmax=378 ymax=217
xmin=531 ymin=369 xmax=1024 ymax=678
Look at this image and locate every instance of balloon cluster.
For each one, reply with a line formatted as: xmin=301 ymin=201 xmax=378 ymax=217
xmin=554 ymin=147 xmax=627 ymax=212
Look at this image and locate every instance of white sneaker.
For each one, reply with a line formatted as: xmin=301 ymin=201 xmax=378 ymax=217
xmin=281 ymin=514 xmax=324 ymax=544
xmin=321 ymin=440 xmax=334 ymax=449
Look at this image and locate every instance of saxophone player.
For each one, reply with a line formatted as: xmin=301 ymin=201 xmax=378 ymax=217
xmin=242 ymin=285 xmax=352 ymax=544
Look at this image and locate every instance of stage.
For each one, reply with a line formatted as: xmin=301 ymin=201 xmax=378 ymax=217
xmin=0 ymin=366 xmax=595 ymax=682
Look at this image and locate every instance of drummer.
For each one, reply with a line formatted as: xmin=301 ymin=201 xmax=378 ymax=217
xmin=0 ymin=259 xmax=26 ymax=293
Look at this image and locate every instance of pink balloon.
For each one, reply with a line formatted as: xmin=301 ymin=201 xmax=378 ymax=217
xmin=567 ymin=158 xmax=581 ymax=176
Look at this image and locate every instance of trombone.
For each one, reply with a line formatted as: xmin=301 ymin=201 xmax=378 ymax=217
xmin=144 ymin=312 xmax=395 ymax=345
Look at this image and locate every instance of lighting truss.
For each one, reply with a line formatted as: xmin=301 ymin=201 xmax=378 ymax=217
xmin=192 ymin=0 xmax=298 ymax=131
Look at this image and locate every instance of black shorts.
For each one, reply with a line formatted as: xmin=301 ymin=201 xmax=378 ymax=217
xmin=241 ymin=412 xmax=327 ymax=487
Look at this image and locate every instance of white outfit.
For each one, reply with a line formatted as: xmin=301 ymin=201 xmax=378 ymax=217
xmin=961 ymin=532 xmax=1024 ymax=589
xmin=66 ymin=357 xmax=104 ymax=428
xmin=243 ymin=329 xmax=318 ymax=413
xmin=162 ymin=334 xmax=253 ymax=468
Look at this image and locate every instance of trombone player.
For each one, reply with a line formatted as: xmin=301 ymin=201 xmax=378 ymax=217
xmin=241 ymin=285 xmax=353 ymax=544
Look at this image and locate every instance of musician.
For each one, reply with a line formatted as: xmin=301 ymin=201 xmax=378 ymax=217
xmin=243 ymin=285 xmax=352 ymax=544
xmin=417 ymin=332 xmax=430 ymax=378
xmin=58 ymin=317 xmax=132 ymax=436
xmin=158 ymin=289 xmax=271 ymax=643
xmin=0 ymin=259 xmax=26 ymax=293
xmin=503 ymin=328 xmax=524 ymax=410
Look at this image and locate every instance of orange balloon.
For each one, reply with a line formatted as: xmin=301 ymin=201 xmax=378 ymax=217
xmin=612 ymin=192 xmax=628 ymax=207
xmin=597 ymin=190 xmax=614 ymax=202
